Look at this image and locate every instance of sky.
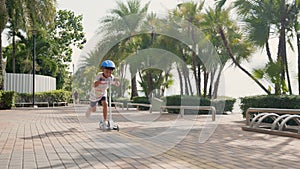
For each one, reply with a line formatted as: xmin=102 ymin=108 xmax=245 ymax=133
xmin=2 ymin=0 xmax=298 ymax=99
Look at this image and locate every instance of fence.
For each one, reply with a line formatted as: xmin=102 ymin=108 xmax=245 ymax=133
xmin=4 ymin=73 xmax=56 ymax=93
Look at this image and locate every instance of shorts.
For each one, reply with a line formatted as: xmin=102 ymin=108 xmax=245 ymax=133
xmin=90 ymin=96 xmax=106 ymax=107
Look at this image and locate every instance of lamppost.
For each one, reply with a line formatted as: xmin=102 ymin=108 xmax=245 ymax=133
xmin=32 ymin=29 xmax=37 ymax=108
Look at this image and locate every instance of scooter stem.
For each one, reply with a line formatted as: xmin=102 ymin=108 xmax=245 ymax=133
xmin=108 ymin=77 xmax=112 ymax=122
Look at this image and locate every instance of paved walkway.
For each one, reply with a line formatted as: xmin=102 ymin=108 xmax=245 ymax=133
xmin=0 ymin=105 xmax=300 ymax=169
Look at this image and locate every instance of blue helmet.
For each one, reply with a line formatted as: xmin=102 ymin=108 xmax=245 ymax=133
xmin=101 ymin=60 xmax=115 ymax=69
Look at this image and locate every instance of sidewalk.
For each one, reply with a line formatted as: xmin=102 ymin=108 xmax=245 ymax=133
xmin=0 ymin=105 xmax=299 ymax=169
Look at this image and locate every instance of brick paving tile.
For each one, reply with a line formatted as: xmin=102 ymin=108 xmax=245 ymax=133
xmin=1 ymin=105 xmax=300 ymax=169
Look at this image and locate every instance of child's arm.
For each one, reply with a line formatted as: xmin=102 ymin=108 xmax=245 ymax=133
xmin=112 ymin=77 xmax=120 ymax=87
xmin=93 ymin=77 xmax=106 ymax=87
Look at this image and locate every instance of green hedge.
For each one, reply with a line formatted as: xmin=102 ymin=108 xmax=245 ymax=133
xmin=132 ymin=96 xmax=150 ymax=104
xmin=131 ymin=96 xmax=151 ymax=110
xmin=114 ymin=97 xmax=131 ymax=106
xmin=163 ymin=95 xmax=236 ymax=114
xmin=131 ymin=95 xmax=236 ymax=114
xmin=15 ymin=90 xmax=72 ymax=105
xmin=240 ymin=95 xmax=300 ymax=117
xmin=0 ymin=91 xmax=16 ymax=109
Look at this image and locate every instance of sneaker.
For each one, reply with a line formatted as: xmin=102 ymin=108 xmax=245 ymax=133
xmin=100 ymin=121 xmax=109 ymax=130
xmin=85 ymin=109 xmax=91 ymax=118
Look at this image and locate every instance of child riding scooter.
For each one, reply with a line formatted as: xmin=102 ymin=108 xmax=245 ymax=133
xmin=85 ymin=60 xmax=120 ymax=130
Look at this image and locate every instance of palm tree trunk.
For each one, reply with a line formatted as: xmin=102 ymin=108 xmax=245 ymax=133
xmin=277 ymin=19 xmax=293 ymax=95
xmin=265 ymin=41 xmax=273 ymax=63
xmin=218 ymin=26 xmax=271 ymax=95
xmin=277 ymin=1 xmax=293 ymax=95
xmin=203 ymin=68 xmax=208 ymax=97
xmin=284 ymin=53 xmax=292 ymax=95
xmin=197 ymin=63 xmax=201 ymax=96
xmin=212 ymin=67 xmax=223 ymax=99
xmin=208 ymin=71 xmax=213 ymax=98
xmin=180 ymin=48 xmax=191 ymax=95
xmin=191 ymin=27 xmax=200 ymax=96
xmin=182 ymin=64 xmax=189 ymax=95
xmin=131 ymin=75 xmax=138 ymax=100
xmin=176 ymin=66 xmax=183 ymax=95
xmin=191 ymin=54 xmax=199 ymax=96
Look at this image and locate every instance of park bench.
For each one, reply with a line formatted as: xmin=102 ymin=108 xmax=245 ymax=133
xmin=79 ymin=100 xmax=90 ymax=104
xmin=160 ymin=105 xmax=216 ymax=121
xmin=52 ymin=101 xmax=68 ymax=107
xmin=15 ymin=102 xmax=49 ymax=107
xmin=111 ymin=102 xmax=124 ymax=110
xmin=127 ymin=103 xmax=152 ymax=113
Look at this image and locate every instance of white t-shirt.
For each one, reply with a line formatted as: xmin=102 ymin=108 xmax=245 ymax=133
xmin=89 ymin=72 xmax=115 ymax=102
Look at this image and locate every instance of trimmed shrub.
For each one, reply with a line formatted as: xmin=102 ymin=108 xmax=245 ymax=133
xmin=240 ymin=95 xmax=300 ymax=118
xmin=15 ymin=90 xmax=72 ymax=107
xmin=163 ymin=95 xmax=236 ymax=114
xmin=114 ymin=97 xmax=131 ymax=106
xmin=131 ymin=96 xmax=151 ymax=110
xmin=0 ymin=91 xmax=16 ymax=109
xmin=128 ymin=95 xmax=236 ymax=114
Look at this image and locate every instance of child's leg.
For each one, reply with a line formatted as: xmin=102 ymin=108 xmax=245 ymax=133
xmin=86 ymin=101 xmax=97 ymax=118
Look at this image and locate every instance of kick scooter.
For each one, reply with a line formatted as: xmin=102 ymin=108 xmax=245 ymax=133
xmin=99 ymin=77 xmax=119 ymax=131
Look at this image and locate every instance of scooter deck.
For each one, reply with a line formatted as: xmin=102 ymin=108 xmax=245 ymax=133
xmin=99 ymin=121 xmax=119 ymax=131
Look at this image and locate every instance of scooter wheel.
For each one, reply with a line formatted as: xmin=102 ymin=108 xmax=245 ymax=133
xmin=113 ymin=125 xmax=119 ymax=131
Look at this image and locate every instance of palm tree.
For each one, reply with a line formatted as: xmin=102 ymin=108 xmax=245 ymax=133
xmin=98 ymin=0 xmax=150 ymax=99
xmin=233 ymin=0 xmax=299 ymax=95
xmin=214 ymin=1 xmax=271 ymax=95
xmin=75 ymin=50 xmax=101 ymax=97
xmin=218 ymin=21 xmax=271 ymax=95
xmin=172 ymin=1 xmax=205 ymax=96
xmin=199 ymin=6 xmax=258 ymax=97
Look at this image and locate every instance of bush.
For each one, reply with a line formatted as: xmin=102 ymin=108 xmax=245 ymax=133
xmin=0 ymin=91 xmax=16 ymax=109
xmin=114 ymin=97 xmax=131 ymax=106
xmin=131 ymin=96 xmax=150 ymax=110
xmin=212 ymin=98 xmax=236 ymax=113
xmin=15 ymin=90 xmax=72 ymax=106
xmin=163 ymin=95 xmax=236 ymax=114
xmin=126 ymin=95 xmax=236 ymax=113
xmin=240 ymin=95 xmax=300 ymax=117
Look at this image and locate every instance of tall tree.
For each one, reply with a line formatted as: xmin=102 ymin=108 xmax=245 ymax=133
xmin=98 ymin=0 xmax=150 ymax=99
xmin=233 ymin=0 xmax=299 ymax=95
xmin=199 ymin=6 xmax=256 ymax=97
xmin=215 ymin=0 xmax=271 ymax=94
xmin=49 ymin=10 xmax=86 ymax=63
xmin=5 ymin=0 xmax=56 ymax=73
xmin=3 ymin=9 xmax=86 ymax=90
xmin=172 ymin=1 xmax=205 ymax=96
